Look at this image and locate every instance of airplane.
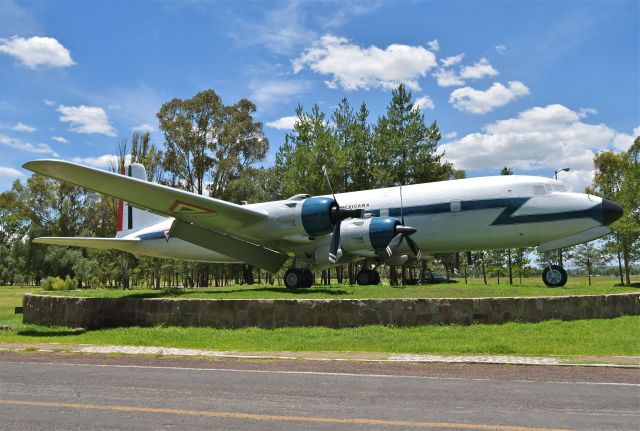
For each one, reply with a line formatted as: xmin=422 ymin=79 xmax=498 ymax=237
xmin=23 ymin=159 xmax=623 ymax=289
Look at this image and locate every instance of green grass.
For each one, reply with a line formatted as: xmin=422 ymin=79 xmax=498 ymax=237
xmin=0 ymin=313 xmax=638 ymax=356
xmin=1 ymin=284 xmax=638 ymax=357
xmin=34 ymin=276 xmax=639 ymax=300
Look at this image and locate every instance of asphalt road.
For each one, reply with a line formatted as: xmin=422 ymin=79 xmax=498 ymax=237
xmin=0 ymin=353 xmax=638 ymax=431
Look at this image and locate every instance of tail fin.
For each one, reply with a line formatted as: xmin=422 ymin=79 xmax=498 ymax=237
xmin=116 ymin=163 xmax=167 ymax=235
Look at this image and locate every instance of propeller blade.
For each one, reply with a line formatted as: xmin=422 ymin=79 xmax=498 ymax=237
xmin=395 ymin=225 xmax=416 ymax=235
xmin=321 ymin=165 xmax=336 ymax=202
xmin=328 ymin=220 xmax=341 ymax=263
xmin=406 ymin=236 xmax=422 ymax=261
xmin=385 ymin=233 xmax=404 ymax=257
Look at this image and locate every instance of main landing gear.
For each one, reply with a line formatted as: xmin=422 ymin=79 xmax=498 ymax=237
xmin=542 ymin=264 xmax=568 ymax=287
xmin=284 ymin=268 xmax=314 ymax=289
xmin=356 ymin=269 xmax=380 ymax=286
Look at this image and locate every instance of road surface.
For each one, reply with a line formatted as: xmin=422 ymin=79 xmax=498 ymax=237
xmin=0 ymin=351 xmax=638 ymax=431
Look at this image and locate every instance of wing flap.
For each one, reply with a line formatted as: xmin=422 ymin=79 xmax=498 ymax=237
xmin=23 ymin=160 xmax=267 ymax=232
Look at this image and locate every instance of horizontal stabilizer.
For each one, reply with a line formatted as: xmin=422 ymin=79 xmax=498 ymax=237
xmin=34 ymin=237 xmax=140 ymax=252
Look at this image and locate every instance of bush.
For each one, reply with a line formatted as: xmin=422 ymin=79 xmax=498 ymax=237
xmin=63 ymin=276 xmax=77 ymax=290
xmin=41 ymin=276 xmax=56 ymax=291
xmin=41 ymin=276 xmax=77 ymax=291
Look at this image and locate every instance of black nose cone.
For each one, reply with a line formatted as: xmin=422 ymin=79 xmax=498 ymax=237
xmin=602 ymin=199 xmax=623 ymax=225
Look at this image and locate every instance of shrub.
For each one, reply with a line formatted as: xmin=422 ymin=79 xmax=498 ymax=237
xmin=63 ymin=276 xmax=78 ymax=290
xmin=41 ymin=276 xmax=56 ymax=291
xmin=52 ymin=277 xmax=66 ymax=291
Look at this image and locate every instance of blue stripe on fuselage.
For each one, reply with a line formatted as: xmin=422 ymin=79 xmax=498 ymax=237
xmin=367 ymin=197 xmax=603 ymax=226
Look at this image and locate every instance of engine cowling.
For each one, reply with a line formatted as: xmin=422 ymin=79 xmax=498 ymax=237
xmin=340 ymin=217 xmax=399 ymax=256
xmin=300 ymin=196 xmax=337 ymax=237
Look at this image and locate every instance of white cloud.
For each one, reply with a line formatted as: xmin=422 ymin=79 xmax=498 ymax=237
xmin=0 ymin=133 xmax=59 ymax=156
xmin=578 ymin=107 xmax=597 ymax=118
xmin=426 ymin=39 xmax=439 ymax=52
xmin=0 ymin=166 xmax=23 ymax=177
xmin=433 ymin=68 xmax=464 ymax=87
xmin=265 ymin=116 xmax=298 ymax=130
xmin=57 ymin=105 xmax=116 ymax=136
xmin=611 ymin=128 xmax=639 ymax=152
xmin=449 ymin=81 xmax=530 ymax=114
xmin=495 ymin=44 xmax=506 ymax=54
xmin=413 ymin=95 xmax=435 ymax=110
xmin=13 ymin=122 xmax=35 ymax=132
xmin=459 ymin=58 xmax=499 ymax=80
xmin=444 ymin=131 xmax=458 ymax=139
xmin=440 ymin=54 xmax=464 ymax=67
xmin=132 ymin=123 xmax=155 ymax=133
xmin=0 ymin=36 xmax=75 ymax=69
xmin=51 ymin=136 xmax=69 ymax=144
xmin=250 ymin=80 xmax=309 ymax=105
xmin=439 ymin=104 xmax=630 ymax=191
xmin=71 ymin=154 xmax=130 ymax=170
xmin=43 ymin=98 xmax=56 ymax=106
xmin=293 ymin=35 xmax=437 ymax=91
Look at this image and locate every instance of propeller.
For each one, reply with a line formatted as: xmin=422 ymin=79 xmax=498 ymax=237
xmin=322 ymin=165 xmax=362 ymax=263
xmin=385 ymin=184 xmax=422 ymax=260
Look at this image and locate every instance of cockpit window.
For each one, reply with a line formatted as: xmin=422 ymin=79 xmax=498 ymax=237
xmin=552 ymin=184 xmax=567 ymax=192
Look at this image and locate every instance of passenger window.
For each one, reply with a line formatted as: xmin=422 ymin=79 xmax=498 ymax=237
xmin=450 ymin=200 xmax=461 ymax=212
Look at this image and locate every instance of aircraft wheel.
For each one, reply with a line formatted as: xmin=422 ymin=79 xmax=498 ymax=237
xmin=542 ymin=264 xmax=567 ymax=287
xmin=356 ymin=269 xmax=371 ymax=286
xmin=371 ymin=270 xmax=381 ymax=285
xmin=284 ymin=268 xmax=303 ymax=289
xmin=301 ymin=269 xmax=314 ymax=288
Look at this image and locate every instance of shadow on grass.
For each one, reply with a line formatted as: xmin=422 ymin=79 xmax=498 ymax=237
xmin=17 ymin=329 xmax=85 ymax=337
xmin=115 ymin=286 xmax=351 ymax=299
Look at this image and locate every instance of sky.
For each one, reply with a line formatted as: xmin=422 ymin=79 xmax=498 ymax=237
xmin=0 ymin=0 xmax=638 ymax=194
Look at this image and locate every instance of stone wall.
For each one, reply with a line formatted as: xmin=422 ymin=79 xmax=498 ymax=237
xmin=22 ymin=293 xmax=640 ymax=329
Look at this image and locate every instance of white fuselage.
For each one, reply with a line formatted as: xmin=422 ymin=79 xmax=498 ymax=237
xmin=116 ymin=175 xmax=609 ymax=269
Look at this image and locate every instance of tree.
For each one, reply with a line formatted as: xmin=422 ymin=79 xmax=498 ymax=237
xmin=567 ymin=243 xmax=605 ymax=286
xmin=372 ymin=84 xmax=451 ymax=187
xmin=591 ymin=144 xmax=640 ymax=285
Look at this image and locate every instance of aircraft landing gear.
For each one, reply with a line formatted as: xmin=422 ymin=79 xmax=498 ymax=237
xmin=542 ymin=264 xmax=568 ymax=287
xmin=284 ymin=268 xmax=314 ymax=289
xmin=356 ymin=269 xmax=380 ymax=286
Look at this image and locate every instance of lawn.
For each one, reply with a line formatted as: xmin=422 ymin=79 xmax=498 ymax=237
xmin=0 ymin=284 xmax=638 ymax=357
xmin=34 ymin=276 xmax=639 ymax=300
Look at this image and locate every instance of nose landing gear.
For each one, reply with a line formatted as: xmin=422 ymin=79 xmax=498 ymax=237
xmin=542 ymin=263 xmax=568 ymax=287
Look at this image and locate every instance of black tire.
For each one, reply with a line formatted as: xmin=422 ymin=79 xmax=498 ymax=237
xmin=284 ymin=268 xmax=303 ymax=289
xmin=370 ymin=270 xmax=381 ymax=285
xmin=302 ymin=269 xmax=314 ymax=288
xmin=542 ymin=264 xmax=568 ymax=287
xmin=356 ymin=269 xmax=371 ymax=286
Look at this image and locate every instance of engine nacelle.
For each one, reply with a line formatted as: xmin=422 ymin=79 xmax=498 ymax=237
xmin=300 ymin=196 xmax=337 ymax=237
xmin=340 ymin=217 xmax=399 ymax=255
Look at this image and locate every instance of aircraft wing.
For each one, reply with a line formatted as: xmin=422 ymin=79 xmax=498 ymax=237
xmin=23 ymin=159 xmax=268 ymax=232
xmin=33 ymin=237 xmax=140 ymax=252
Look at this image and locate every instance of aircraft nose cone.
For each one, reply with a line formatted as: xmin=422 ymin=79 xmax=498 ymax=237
xmin=602 ymin=199 xmax=623 ymax=225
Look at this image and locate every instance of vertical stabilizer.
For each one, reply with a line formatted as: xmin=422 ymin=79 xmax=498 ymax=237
xmin=116 ymin=163 xmax=167 ymax=236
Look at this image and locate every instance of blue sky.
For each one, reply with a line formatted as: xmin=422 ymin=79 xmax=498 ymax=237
xmin=0 ymin=0 xmax=638 ymax=194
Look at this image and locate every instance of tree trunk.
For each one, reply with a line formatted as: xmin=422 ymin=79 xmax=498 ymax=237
xmin=481 ymin=254 xmax=487 ymax=285
xmin=623 ymin=248 xmax=631 ymax=285
xmin=617 ymin=251 xmax=624 ymax=285
xmin=508 ymin=249 xmax=513 ymax=285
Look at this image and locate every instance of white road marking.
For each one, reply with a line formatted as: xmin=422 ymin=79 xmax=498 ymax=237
xmin=3 ymin=361 xmax=638 ymax=387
